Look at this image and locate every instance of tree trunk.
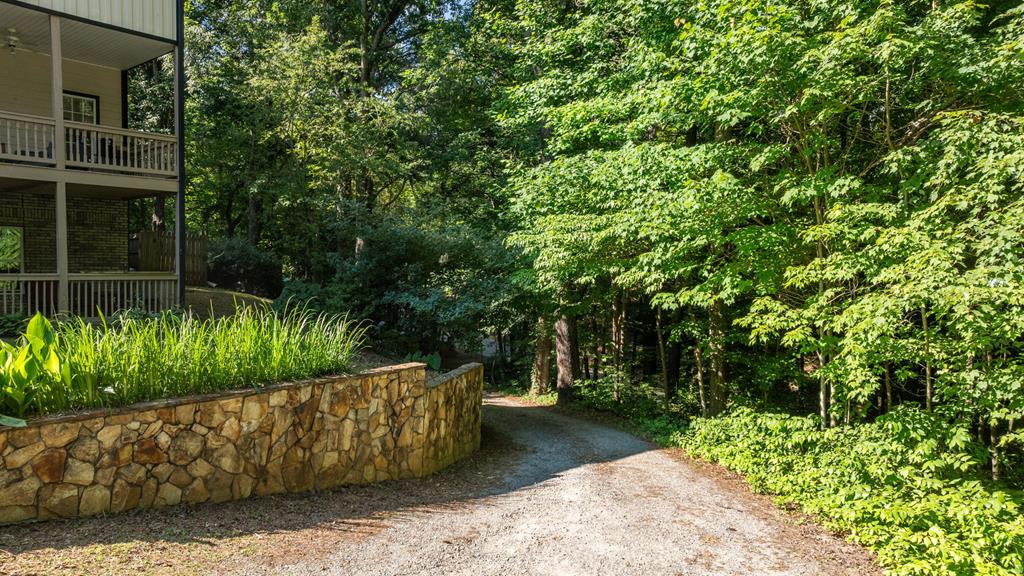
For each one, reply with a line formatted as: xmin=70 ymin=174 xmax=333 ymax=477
xmin=694 ymin=345 xmax=707 ymax=415
xmin=922 ymin=308 xmax=933 ymax=412
xmin=611 ymin=291 xmax=626 ymax=401
xmin=246 ymin=193 xmax=262 ymax=245
xmin=151 ymin=196 xmax=167 ymax=232
xmin=531 ymin=318 xmax=552 ymax=396
xmin=706 ymin=299 xmax=727 ymax=416
xmin=884 ymin=363 xmax=893 ymax=412
xmin=830 ymin=377 xmax=839 ymax=428
xmin=666 ymin=309 xmax=682 ymax=393
xmin=555 ymin=315 xmax=580 ymax=405
xmin=818 ymin=354 xmax=832 ymax=429
xmin=656 ymin=307 xmax=671 ymax=407
xmin=990 ymin=420 xmax=1001 ymax=482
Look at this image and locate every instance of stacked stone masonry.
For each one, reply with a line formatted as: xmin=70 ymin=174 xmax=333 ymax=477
xmin=0 ymin=362 xmax=483 ymax=524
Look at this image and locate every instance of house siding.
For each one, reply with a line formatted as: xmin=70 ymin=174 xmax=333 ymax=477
xmin=0 ymin=189 xmax=128 ymax=273
xmin=0 ymin=49 xmax=122 ymax=127
xmin=14 ymin=0 xmax=177 ymax=41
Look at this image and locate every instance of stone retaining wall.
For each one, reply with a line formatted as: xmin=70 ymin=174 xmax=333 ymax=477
xmin=0 ymin=362 xmax=483 ymax=524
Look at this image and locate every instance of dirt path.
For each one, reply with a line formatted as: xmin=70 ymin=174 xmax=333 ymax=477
xmin=0 ymin=394 xmax=878 ymax=576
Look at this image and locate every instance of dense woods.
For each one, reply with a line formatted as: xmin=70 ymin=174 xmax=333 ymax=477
xmin=154 ymin=1 xmax=1024 ymax=572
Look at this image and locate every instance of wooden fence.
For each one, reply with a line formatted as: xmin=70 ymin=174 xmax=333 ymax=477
xmin=129 ymin=232 xmax=208 ymax=286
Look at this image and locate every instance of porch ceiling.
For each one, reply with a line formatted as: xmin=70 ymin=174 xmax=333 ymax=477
xmin=0 ymin=176 xmax=170 ymax=199
xmin=0 ymin=3 xmax=173 ymax=70
xmin=67 ymin=182 xmax=171 ymax=199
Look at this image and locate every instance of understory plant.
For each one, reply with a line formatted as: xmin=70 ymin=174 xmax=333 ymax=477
xmin=0 ymin=307 xmax=366 ymax=420
xmin=0 ymin=314 xmax=70 ymax=426
xmin=676 ymin=409 xmax=1024 ymax=576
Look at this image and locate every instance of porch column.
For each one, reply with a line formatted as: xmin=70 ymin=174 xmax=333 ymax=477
xmin=174 ymin=0 xmax=187 ymax=307
xmin=51 ymin=16 xmax=69 ymax=313
xmin=50 ymin=15 xmax=64 ymax=169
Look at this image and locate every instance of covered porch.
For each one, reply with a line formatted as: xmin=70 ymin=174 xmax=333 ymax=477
xmin=0 ymin=179 xmax=188 ymax=318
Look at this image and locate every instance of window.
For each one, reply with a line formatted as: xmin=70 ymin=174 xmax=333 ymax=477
xmin=0 ymin=227 xmax=23 ymax=274
xmin=63 ymin=92 xmax=99 ymax=124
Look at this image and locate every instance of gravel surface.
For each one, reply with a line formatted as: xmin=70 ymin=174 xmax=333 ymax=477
xmin=0 ymin=393 xmax=879 ymax=576
xmin=247 ymin=394 xmax=878 ymax=576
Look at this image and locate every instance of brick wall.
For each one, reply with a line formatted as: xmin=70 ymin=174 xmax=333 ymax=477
xmin=68 ymin=198 xmax=129 ymax=273
xmin=0 ymin=190 xmax=129 ymax=273
xmin=0 ymin=189 xmax=57 ymax=273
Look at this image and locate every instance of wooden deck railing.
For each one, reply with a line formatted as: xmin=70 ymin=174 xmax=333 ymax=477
xmin=0 ymin=273 xmax=178 ymax=318
xmin=0 ymin=111 xmax=177 ymax=178
xmin=68 ymin=273 xmax=179 ymax=317
xmin=0 ymin=274 xmax=59 ymax=317
xmin=64 ymin=121 xmax=177 ymax=177
xmin=0 ymin=112 xmax=56 ymax=165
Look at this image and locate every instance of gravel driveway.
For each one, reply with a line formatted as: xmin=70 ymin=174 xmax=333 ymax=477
xmin=248 ymin=394 xmax=877 ymax=576
xmin=1 ymin=394 xmax=878 ymax=576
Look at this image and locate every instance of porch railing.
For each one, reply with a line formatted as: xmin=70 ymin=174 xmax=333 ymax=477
xmin=0 ymin=112 xmax=56 ymax=165
xmin=65 ymin=121 xmax=178 ymax=177
xmin=0 ymin=274 xmax=178 ymax=318
xmin=0 ymin=274 xmax=59 ymax=317
xmin=68 ymin=273 xmax=179 ymax=318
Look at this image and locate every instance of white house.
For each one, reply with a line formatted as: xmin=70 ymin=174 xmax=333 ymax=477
xmin=0 ymin=0 xmax=186 ymax=317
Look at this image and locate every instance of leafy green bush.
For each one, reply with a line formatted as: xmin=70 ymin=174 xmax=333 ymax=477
xmin=208 ymin=237 xmax=284 ymax=298
xmin=0 ymin=315 xmax=70 ymax=425
xmin=0 ymin=314 xmax=26 ymax=338
xmin=574 ymin=375 xmax=699 ymax=435
xmin=1 ymin=307 xmax=365 ymax=419
xmin=676 ymin=409 xmax=1024 ymax=576
xmin=407 ymin=351 xmax=442 ymax=371
xmin=565 ymin=379 xmax=1023 ymax=575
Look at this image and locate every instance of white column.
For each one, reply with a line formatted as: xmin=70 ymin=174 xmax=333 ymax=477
xmin=55 ymin=182 xmax=68 ymax=313
xmin=50 ymin=16 xmax=64 ymax=169
xmin=173 ymin=51 xmax=182 ymax=293
xmin=51 ymin=16 xmax=68 ymax=313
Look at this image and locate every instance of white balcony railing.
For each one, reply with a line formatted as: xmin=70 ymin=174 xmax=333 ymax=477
xmin=0 ymin=274 xmax=60 ymax=317
xmin=65 ymin=121 xmax=178 ymax=177
xmin=68 ymin=273 xmax=179 ymax=317
xmin=0 ymin=111 xmax=177 ymax=178
xmin=0 ymin=273 xmax=177 ymax=318
xmin=0 ymin=112 xmax=56 ymax=165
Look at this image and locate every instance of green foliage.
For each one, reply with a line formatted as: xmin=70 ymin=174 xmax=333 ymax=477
xmin=568 ymin=376 xmax=1024 ymax=575
xmin=0 ymin=315 xmax=71 ymax=419
xmin=0 ymin=227 xmax=22 ymax=273
xmin=574 ymin=376 xmax=700 ymax=441
xmin=500 ymin=0 xmax=1024 ymax=476
xmin=0 ymin=314 xmax=26 ymax=338
xmin=277 ymin=219 xmax=525 ymax=355
xmin=407 ymin=351 xmax=442 ymax=371
xmin=208 ymin=237 xmax=284 ymax=298
xmin=677 ymin=409 xmax=1024 ymax=576
xmin=0 ymin=309 xmax=365 ymax=419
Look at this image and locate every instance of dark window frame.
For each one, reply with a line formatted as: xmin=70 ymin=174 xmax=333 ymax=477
xmin=63 ymin=90 xmax=100 ymax=125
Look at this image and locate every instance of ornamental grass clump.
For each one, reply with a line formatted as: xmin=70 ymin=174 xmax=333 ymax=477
xmin=2 ymin=306 xmax=365 ymax=420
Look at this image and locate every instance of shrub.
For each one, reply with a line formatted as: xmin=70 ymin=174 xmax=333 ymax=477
xmin=676 ymin=408 xmax=1024 ymax=576
xmin=0 ymin=315 xmax=70 ymax=424
xmin=0 ymin=307 xmax=365 ymax=419
xmin=565 ymin=381 xmax=1023 ymax=575
xmin=208 ymin=237 xmax=284 ymax=298
xmin=0 ymin=314 xmax=26 ymax=338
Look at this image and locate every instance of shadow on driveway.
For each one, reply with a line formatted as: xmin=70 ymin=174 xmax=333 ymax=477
xmin=0 ymin=397 xmax=652 ymax=565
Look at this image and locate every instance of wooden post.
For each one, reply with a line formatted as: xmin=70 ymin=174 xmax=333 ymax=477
xmin=174 ymin=0 xmax=187 ymax=306
xmin=51 ymin=16 xmax=69 ymax=313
